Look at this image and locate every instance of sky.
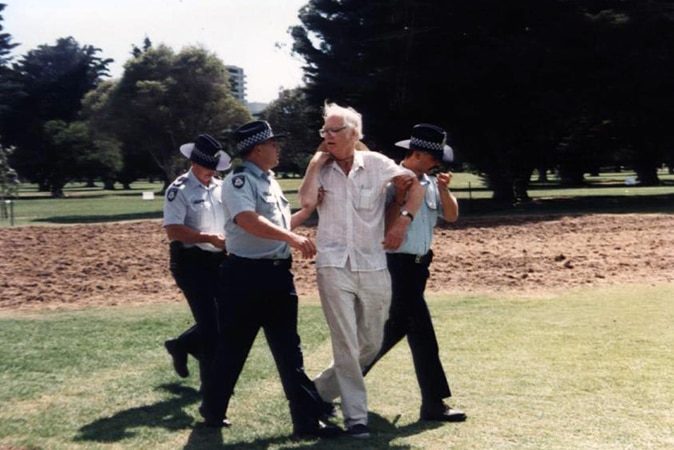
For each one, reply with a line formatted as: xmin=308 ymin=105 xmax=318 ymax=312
xmin=3 ymin=0 xmax=309 ymax=104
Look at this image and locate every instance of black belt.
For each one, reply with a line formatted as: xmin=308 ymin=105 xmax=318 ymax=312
xmin=388 ymin=250 xmax=433 ymax=266
xmin=228 ymin=254 xmax=292 ymax=268
xmin=170 ymin=241 xmax=225 ymax=262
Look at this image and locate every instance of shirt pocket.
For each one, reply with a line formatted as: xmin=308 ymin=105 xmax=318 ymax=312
xmin=257 ymin=191 xmax=277 ymax=218
xmin=425 ymin=188 xmax=438 ymax=210
xmin=189 ymin=197 xmax=211 ymax=211
xmin=188 ymin=194 xmax=213 ymax=228
xmin=356 ymin=186 xmax=377 ymax=210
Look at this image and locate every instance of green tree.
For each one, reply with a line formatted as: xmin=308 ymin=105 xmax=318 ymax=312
xmin=80 ymin=80 xmax=125 ymax=189
xmin=103 ymin=44 xmax=251 ymax=189
xmin=1 ymin=37 xmax=112 ymax=196
xmin=292 ymin=1 xmax=598 ymax=202
xmin=0 ymin=3 xmax=14 ymax=65
xmin=292 ymin=0 xmax=674 ymax=201
xmin=593 ymin=1 xmax=674 ymax=185
xmin=261 ymin=88 xmax=318 ymax=177
xmin=0 ymin=3 xmax=20 ymax=123
xmin=0 ymin=142 xmax=18 ymax=221
xmin=0 ymin=142 xmax=19 ymax=198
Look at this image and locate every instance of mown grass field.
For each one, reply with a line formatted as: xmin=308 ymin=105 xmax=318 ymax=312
xmin=1 ymin=284 xmax=673 ymax=449
xmin=1 ymin=169 xmax=673 ymax=449
xmin=3 ymin=169 xmax=674 ymax=227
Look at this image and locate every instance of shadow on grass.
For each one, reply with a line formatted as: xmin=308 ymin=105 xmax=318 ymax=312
xmin=460 ymin=192 xmax=674 ymax=219
xmin=74 ymin=383 xmax=200 ymax=444
xmin=33 ymin=211 xmax=163 ymax=224
xmin=20 ymin=193 xmax=674 ymax=227
xmin=182 ymin=411 xmax=444 ymax=450
xmin=293 ymin=193 xmax=674 ymax=230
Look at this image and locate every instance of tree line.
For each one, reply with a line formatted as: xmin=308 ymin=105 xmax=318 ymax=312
xmin=291 ymin=0 xmax=674 ymax=202
xmin=0 ymin=4 xmax=251 ymax=197
xmin=2 ymin=2 xmax=674 ymax=202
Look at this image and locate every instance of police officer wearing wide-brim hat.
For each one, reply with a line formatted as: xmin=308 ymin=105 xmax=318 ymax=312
xmin=200 ymin=120 xmax=340 ymax=437
xmin=163 ymin=133 xmax=231 ymax=390
xmin=363 ymin=123 xmax=467 ymax=422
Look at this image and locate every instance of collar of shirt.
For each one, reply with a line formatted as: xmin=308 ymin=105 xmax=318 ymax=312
xmin=327 ymin=149 xmax=365 ymax=174
xmin=353 ymin=151 xmax=365 ymax=170
xmin=399 ymin=163 xmax=432 ymax=188
xmin=187 ymin=168 xmax=219 ymax=190
xmin=242 ymin=160 xmax=275 ymax=180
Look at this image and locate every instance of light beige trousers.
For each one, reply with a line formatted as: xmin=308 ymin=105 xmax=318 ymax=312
xmin=313 ymin=264 xmax=392 ymax=427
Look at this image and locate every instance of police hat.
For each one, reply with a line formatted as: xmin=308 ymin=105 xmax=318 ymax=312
xmin=395 ymin=124 xmax=454 ymax=163
xmin=180 ymin=134 xmax=232 ymax=171
xmin=232 ymin=120 xmax=287 ymax=155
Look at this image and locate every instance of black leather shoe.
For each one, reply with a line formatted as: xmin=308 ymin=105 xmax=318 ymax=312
xmin=420 ymin=402 xmax=467 ymax=422
xmin=293 ymin=420 xmax=343 ymax=439
xmin=203 ymin=417 xmax=231 ymax=428
xmin=320 ymin=400 xmax=337 ymax=419
xmin=164 ymin=339 xmax=189 ymax=378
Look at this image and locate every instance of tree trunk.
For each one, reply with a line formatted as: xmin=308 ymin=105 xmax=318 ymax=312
xmin=635 ymin=165 xmax=659 ymax=186
xmin=487 ymin=173 xmax=515 ymax=204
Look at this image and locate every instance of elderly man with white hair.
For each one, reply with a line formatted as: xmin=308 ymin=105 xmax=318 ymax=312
xmin=299 ymin=102 xmax=424 ymax=438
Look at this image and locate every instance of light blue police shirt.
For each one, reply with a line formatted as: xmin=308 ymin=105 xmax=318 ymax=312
xmin=163 ymin=169 xmax=225 ymax=253
xmin=387 ymin=172 xmax=444 ymax=256
xmin=222 ymin=161 xmax=292 ymax=259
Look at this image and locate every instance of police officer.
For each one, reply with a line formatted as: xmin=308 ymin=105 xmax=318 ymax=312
xmin=363 ymin=123 xmax=467 ymax=422
xmin=199 ymin=121 xmax=340 ymax=438
xmin=163 ymin=133 xmax=231 ymax=386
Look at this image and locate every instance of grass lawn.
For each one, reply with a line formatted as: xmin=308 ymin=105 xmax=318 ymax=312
xmin=3 ymin=169 xmax=674 ymax=227
xmin=1 ymin=283 xmax=672 ymax=449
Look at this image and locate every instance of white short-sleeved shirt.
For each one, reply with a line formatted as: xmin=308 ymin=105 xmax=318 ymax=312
xmin=315 ymin=151 xmax=413 ymax=271
xmin=163 ymin=169 xmax=224 ymax=252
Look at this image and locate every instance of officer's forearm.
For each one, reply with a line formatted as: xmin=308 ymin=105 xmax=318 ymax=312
xmin=234 ymin=211 xmax=294 ymax=243
xmin=165 ymin=224 xmax=221 ymax=245
xmin=440 ymin=188 xmax=459 ymax=222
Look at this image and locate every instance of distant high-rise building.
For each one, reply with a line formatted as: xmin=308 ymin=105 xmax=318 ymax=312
xmin=226 ymin=65 xmax=246 ymax=103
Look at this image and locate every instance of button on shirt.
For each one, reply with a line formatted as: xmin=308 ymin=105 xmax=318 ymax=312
xmin=163 ymin=169 xmax=225 ymax=253
xmin=315 ymin=151 xmax=413 ymax=271
xmin=388 ymin=172 xmax=443 ymax=256
xmin=222 ymin=161 xmax=292 ymax=259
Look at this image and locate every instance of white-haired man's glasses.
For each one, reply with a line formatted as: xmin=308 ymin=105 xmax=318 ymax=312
xmin=318 ymin=126 xmax=349 ymax=138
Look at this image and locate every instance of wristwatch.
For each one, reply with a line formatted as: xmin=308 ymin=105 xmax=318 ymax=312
xmin=400 ymin=210 xmax=414 ymax=221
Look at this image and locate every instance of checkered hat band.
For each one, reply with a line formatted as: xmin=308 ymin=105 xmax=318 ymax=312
xmin=191 ymin=147 xmax=218 ymax=169
xmin=237 ymin=129 xmax=273 ymax=152
xmin=410 ymin=136 xmax=444 ymax=151
xmin=192 ymin=147 xmax=218 ymax=163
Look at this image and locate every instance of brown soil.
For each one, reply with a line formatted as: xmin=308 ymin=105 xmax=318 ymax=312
xmin=1 ymin=213 xmax=673 ymax=310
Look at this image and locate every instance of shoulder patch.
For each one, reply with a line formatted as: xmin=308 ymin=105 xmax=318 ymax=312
xmin=167 ymin=187 xmax=178 ymax=201
xmin=232 ymin=174 xmax=246 ymax=189
xmin=173 ymin=175 xmax=188 ymax=186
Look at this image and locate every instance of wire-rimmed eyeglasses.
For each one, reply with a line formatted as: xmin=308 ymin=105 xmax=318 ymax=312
xmin=318 ymin=125 xmax=349 ymax=138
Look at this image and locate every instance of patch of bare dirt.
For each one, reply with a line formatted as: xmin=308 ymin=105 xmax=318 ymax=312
xmin=1 ymin=214 xmax=673 ymax=310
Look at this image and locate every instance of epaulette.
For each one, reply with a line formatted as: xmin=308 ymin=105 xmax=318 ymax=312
xmin=172 ymin=174 xmax=189 ymax=187
xmin=233 ymin=166 xmax=246 ymax=174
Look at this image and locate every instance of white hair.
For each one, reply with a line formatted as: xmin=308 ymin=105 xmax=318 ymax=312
xmin=323 ymin=101 xmax=364 ymax=139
